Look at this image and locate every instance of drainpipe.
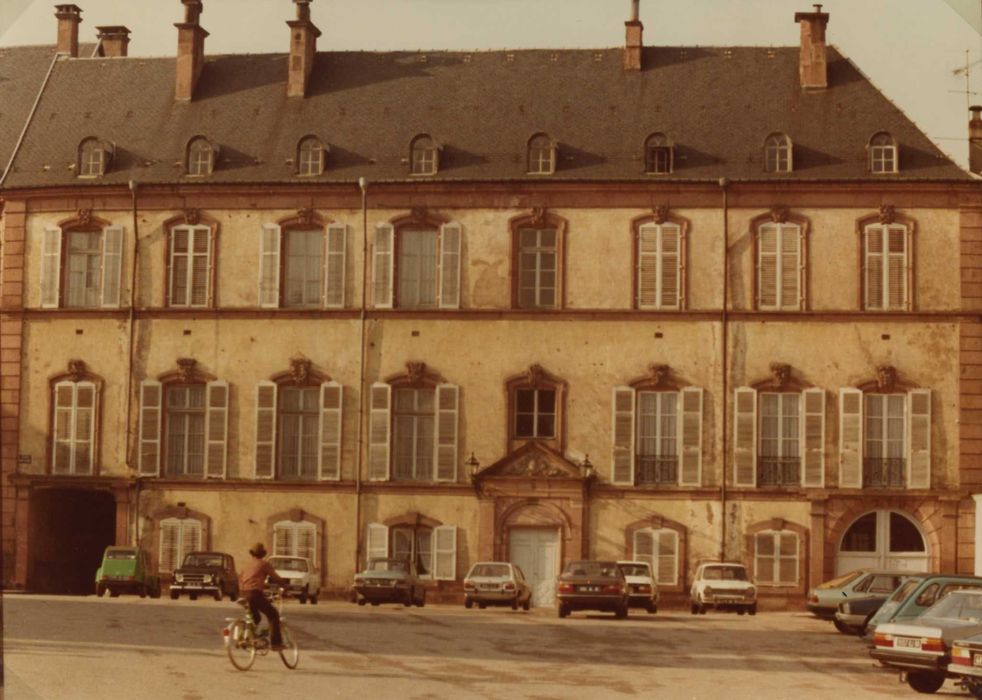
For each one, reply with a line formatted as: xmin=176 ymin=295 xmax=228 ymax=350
xmin=719 ymin=178 xmax=729 ymax=562
xmin=354 ymin=177 xmax=369 ymax=575
xmin=126 ymin=180 xmax=140 ymax=545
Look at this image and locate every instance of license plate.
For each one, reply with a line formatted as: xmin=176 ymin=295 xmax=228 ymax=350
xmin=578 ymin=585 xmax=600 ymax=593
xmin=896 ymin=638 xmax=922 ymax=649
xmin=187 ymin=584 xmax=201 ymax=588
xmin=480 ymin=584 xmax=498 ymax=590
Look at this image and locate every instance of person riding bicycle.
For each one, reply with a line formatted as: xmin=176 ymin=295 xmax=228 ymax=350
xmin=239 ymin=543 xmax=290 ymax=650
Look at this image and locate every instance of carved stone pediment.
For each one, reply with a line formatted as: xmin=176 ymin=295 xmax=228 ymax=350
xmin=475 ymin=442 xmax=584 ymax=480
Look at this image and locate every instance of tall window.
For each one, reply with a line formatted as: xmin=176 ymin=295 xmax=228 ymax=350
xmin=758 ymin=393 xmax=800 ymax=486
xmin=186 ymin=137 xmax=214 ymax=176
xmin=514 ymin=388 xmax=556 ymax=439
xmin=273 ymin=520 xmax=317 ymax=564
xmin=78 ymin=137 xmax=108 ymax=177
xmin=869 ymin=132 xmax=898 ymax=174
xmin=398 ymin=229 xmax=439 ymax=307
xmin=637 ymin=222 xmax=681 ymax=309
xmin=168 ymin=225 xmax=211 ymax=307
xmin=64 ymin=230 xmax=103 ymax=307
xmin=278 ymin=387 xmax=320 ymax=480
xmin=863 ymin=223 xmax=908 ymax=310
xmin=284 ymin=229 xmax=324 ymax=308
xmin=52 ymin=381 xmax=97 ymax=474
xmin=633 ymin=527 xmax=679 ymax=586
xmin=164 ymin=385 xmax=206 ymax=477
xmin=517 ymin=228 xmax=558 ymax=309
xmin=755 ymin=530 xmax=799 ymax=585
xmin=372 ymin=222 xmax=461 ymax=309
xmin=764 ymin=133 xmax=792 ymax=173
xmin=527 ymin=133 xmax=555 ymax=174
xmin=864 ymin=394 xmax=906 ymax=487
xmin=393 ymin=526 xmax=433 ymax=577
xmin=393 ymin=388 xmax=436 ymax=480
xmin=259 ymin=223 xmax=346 ymax=309
xmin=636 ymin=392 xmax=678 ymax=485
xmin=757 ymin=222 xmax=801 ymax=310
xmin=644 ymin=133 xmax=673 ymax=174
xmin=41 ymin=224 xmax=124 ymax=310
xmin=366 ymin=521 xmax=458 ymax=580
xmin=297 ymin=136 xmax=324 ymax=176
xmin=159 ymin=517 xmax=202 ymax=573
xmin=410 ymin=135 xmax=438 ymax=175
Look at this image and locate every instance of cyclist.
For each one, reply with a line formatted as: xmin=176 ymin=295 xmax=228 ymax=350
xmin=239 ymin=543 xmax=290 ymax=650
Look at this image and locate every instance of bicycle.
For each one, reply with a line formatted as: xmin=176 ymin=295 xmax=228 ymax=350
xmin=223 ymin=588 xmax=299 ymax=671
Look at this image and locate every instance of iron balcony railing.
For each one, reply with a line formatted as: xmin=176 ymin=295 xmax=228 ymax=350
xmin=756 ymin=458 xmax=800 ymax=486
xmin=636 ymin=456 xmax=678 ymax=485
xmin=863 ymin=457 xmax=905 ymax=488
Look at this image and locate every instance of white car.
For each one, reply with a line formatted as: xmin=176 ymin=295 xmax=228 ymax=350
xmin=690 ymin=562 xmax=757 ymax=615
xmin=268 ymin=555 xmax=320 ymax=604
xmin=617 ymin=560 xmax=658 ymax=613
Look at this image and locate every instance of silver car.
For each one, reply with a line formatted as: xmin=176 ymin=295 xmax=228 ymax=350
xmin=463 ymin=562 xmax=532 ymax=610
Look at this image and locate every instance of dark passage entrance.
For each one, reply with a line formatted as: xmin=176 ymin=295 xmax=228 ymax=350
xmin=29 ymin=489 xmax=116 ymax=594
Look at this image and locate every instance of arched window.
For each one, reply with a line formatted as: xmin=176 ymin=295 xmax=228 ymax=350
xmin=159 ymin=516 xmax=202 ymax=573
xmin=50 ymin=362 xmax=101 ymax=475
xmin=410 ymin=134 xmax=439 ymax=175
xmin=297 ymin=135 xmax=325 ymax=176
xmin=527 ymin=133 xmax=555 ymax=175
xmin=186 ymin=136 xmax=215 ymax=176
xmin=273 ymin=520 xmax=317 ymax=565
xmin=78 ymin=137 xmax=110 ymax=177
xmin=869 ymin=132 xmax=898 ymax=174
xmin=764 ymin=133 xmax=792 ymax=173
xmin=644 ymin=133 xmax=673 ymax=174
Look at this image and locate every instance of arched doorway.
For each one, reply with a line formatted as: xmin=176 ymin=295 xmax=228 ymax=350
xmin=836 ymin=510 xmax=929 ymax=575
xmin=29 ymin=488 xmax=116 ymax=594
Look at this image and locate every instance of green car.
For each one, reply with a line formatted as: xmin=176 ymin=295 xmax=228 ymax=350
xmin=95 ymin=546 xmax=162 ymax=598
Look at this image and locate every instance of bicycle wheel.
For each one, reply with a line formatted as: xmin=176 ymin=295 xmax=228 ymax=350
xmin=226 ymin=620 xmax=256 ymax=671
xmin=278 ymin=622 xmax=300 ymax=669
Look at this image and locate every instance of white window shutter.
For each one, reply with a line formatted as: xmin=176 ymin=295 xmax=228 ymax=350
xmin=366 ymin=523 xmax=389 ymax=565
xmin=907 ymin=389 xmax=931 ymax=489
xmin=325 ymin=223 xmax=347 ymax=308
xmin=297 ymin=523 xmax=316 ymax=564
xmin=758 ymin=224 xmax=778 ymax=309
xmin=368 ymin=382 xmax=392 ymax=480
xmin=138 ymin=379 xmax=162 ymax=476
xmin=373 ymin=224 xmax=394 ymax=308
xmin=660 ymin=225 xmax=681 ymax=309
xmin=183 ymin=520 xmax=202 ymax=558
xmin=733 ymin=387 xmax=757 ymax=486
xmin=679 ymin=387 xmax=703 ymax=486
xmin=41 ymin=226 xmax=62 ymax=308
xmin=52 ymin=381 xmax=75 ymax=474
xmin=74 ymin=382 xmax=96 ymax=475
xmin=204 ymin=380 xmax=229 ymax=478
xmin=633 ymin=528 xmax=654 ymax=570
xmin=611 ymin=386 xmax=635 ymax=485
xmin=273 ymin=523 xmax=293 ymax=556
xmin=801 ymin=388 xmax=825 ymax=487
xmin=434 ymin=524 xmax=457 ymax=581
xmin=255 ymin=380 xmax=277 ymax=479
xmin=259 ymin=223 xmax=281 ymax=308
xmin=865 ymin=225 xmax=884 ymax=310
xmin=637 ymin=225 xmax=658 ymax=309
xmin=318 ymin=381 xmax=343 ymax=480
xmin=439 ymin=222 xmax=462 ymax=309
xmin=101 ymin=225 xmax=124 ymax=308
xmin=839 ymin=388 xmax=863 ymax=487
xmin=159 ymin=520 xmax=180 ymax=573
xmin=434 ymin=383 xmax=459 ymax=481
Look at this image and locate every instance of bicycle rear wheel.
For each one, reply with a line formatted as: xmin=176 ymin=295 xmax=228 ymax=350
xmin=226 ymin=620 xmax=256 ymax=671
xmin=278 ymin=622 xmax=300 ymax=669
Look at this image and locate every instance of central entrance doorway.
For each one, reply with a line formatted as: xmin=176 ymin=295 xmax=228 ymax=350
xmin=836 ymin=510 xmax=929 ymax=576
xmin=509 ymin=527 xmax=559 ymax=607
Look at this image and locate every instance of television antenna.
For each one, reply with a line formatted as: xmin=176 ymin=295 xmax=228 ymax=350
xmin=953 ymin=50 xmax=982 ymax=113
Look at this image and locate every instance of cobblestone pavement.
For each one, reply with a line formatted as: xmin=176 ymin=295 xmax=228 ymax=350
xmin=3 ymin=595 xmax=963 ymax=699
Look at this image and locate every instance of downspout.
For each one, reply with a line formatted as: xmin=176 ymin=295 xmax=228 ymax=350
xmin=127 ymin=180 xmax=140 ymax=545
xmin=354 ymin=177 xmax=369 ymax=575
xmin=719 ymin=178 xmax=729 ymax=562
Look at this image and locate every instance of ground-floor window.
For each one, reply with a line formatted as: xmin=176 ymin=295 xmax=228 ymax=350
xmin=754 ymin=530 xmax=798 ymax=585
xmin=273 ymin=520 xmax=317 ymax=565
xmin=159 ymin=517 xmax=202 ymax=573
xmin=632 ymin=527 xmax=679 ymax=586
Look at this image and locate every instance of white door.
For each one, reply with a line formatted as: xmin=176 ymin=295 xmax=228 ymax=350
xmin=509 ymin=527 xmax=559 ymax=608
xmin=836 ymin=510 xmax=930 ymax=576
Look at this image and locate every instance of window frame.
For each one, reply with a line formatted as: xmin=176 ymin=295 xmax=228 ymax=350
xmin=272 ymin=520 xmax=318 ymax=565
xmin=166 ymin=220 xmax=216 ymax=308
xmin=510 ymin=211 xmax=567 ymax=310
xmin=78 ymin=137 xmax=110 ymax=178
xmin=861 ymin=219 xmax=912 ymax=311
xmin=763 ymin=133 xmax=793 ymax=173
xmin=869 ymin=132 xmax=899 ymax=174
xmin=260 ymin=216 xmax=347 ymax=310
xmin=632 ymin=212 xmax=688 ymax=310
xmin=392 ymin=386 xmax=437 ymax=481
xmin=753 ymin=529 xmax=800 ymax=586
xmin=49 ymin=372 xmax=101 ymax=476
xmin=506 ymin=365 xmax=566 ymax=454
xmin=527 ymin=133 xmax=556 ymax=175
xmin=186 ymin=136 xmax=216 ymax=177
xmin=632 ymin=526 xmax=680 ymax=586
xmin=750 ymin=210 xmax=809 ymax=312
xmin=158 ymin=516 xmax=202 ymax=574
xmin=41 ymin=216 xmax=124 ymax=310
xmin=644 ymin=133 xmax=673 ymax=175
xmin=410 ymin=134 xmax=439 ymax=176
xmin=297 ymin=135 xmax=325 ymax=177
xmin=162 ymin=382 xmax=208 ymax=479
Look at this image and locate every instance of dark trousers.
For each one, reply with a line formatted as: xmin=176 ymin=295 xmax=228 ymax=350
xmin=245 ymin=590 xmax=282 ymax=646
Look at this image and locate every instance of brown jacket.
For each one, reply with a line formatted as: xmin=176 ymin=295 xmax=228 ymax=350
xmin=239 ymin=557 xmax=285 ymax=593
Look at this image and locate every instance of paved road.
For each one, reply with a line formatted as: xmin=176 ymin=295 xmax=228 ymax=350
xmin=2 ymin=595 xmax=964 ymax=699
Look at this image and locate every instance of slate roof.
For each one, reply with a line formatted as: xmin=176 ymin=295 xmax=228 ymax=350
xmin=0 ymin=45 xmax=970 ymax=189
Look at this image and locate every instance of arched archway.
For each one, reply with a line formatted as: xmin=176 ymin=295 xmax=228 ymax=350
xmin=835 ymin=510 xmax=930 ymax=575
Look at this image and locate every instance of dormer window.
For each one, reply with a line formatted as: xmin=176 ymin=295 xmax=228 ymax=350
xmin=869 ymin=132 xmax=898 ymax=174
xmin=644 ymin=133 xmax=673 ymax=174
xmin=527 ymin=133 xmax=556 ymax=175
xmin=764 ymin=133 xmax=792 ymax=173
xmin=410 ymin=134 xmax=439 ymax=176
xmin=297 ymin=136 xmax=325 ymax=176
xmin=186 ymin=136 xmax=215 ymax=177
xmin=78 ymin=137 xmax=110 ymax=177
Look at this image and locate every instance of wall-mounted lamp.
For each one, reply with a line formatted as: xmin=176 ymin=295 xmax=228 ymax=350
xmin=466 ymin=452 xmax=480 ymax=477
xmin=581 ymin=455 xmax=594 ymax=479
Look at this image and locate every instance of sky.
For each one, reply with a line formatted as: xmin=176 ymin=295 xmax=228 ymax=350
xmin=1 ymin=0 xmax=980 ymax=170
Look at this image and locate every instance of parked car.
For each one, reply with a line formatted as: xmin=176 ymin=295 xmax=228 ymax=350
xmin=267 ymin=555 xmax=320 ymax=604
xmin=556 ymin=560 xmax=629 ymax=619
xmin=806 ymin=569 xmax=908 ymax=619
xmin=617 ymin=560 xmax=658 ymax=613
xmin=352 ymin=558 xmax=426 ymax=607
xmin=95 ymin=546 xmax=161 ymax=599
xmin=871 ymin=588 xmax=982 ymax=694
xmin=834 ymin=594 xmax=893 ymax=636
xmin=169 ymin=551 xmax=238 ymax=601
xmin=865 ymin=574 xmax=982 ymax=639
xmin=946 ymin=636 xmax=982 ymax=698
xmin=690 ymin=562 xmax=756 ymax=615
xmin=462 ymin=562 xmax=532 ymax=610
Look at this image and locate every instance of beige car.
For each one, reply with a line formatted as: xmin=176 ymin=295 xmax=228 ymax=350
xmin=463 ymin=562 xmax=532 ymax=610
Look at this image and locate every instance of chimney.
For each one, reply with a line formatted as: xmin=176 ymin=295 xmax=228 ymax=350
xmin=97 ymin=26 xmax=131 ymax=58
xmin=794 ymin=4 xmax=830 ymax=89
xmin=174 ymin=0 xmax=209 ymax=101
xmin=970 ymin=105 xmax=982 ymax=175
xmin=287 ymin=0 xmax=321 ymax=98
xmin=624 ymin=0 xmax=643 ymax=71
xmin=55 ymin=4 xmax=82 ymax=58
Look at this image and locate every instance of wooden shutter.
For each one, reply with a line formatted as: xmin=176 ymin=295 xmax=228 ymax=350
xmin=204 ymin=380 xmax=229 ymax=478
xmin=259 ymin=223 xmax=281 ymax=308
xmin=41 ymin=226 xmax=62 ymax=308
xmin=801 ymin=388 xmax=825 ymax=487
xmin=611 ymin=386 xmax=635 ymax=485
xmin=679 ymin=387 xmax=703 ymax=486
xmin=318 ymin=381 xmax=343 ymax=480
xmin=101 ymin=225 xmax=124 ymax=308
xmin=373 ymin=223 xmax=394 ymax=308
xmin=634 ymin=528 xmax=654 ymax=570
xmin=757 ymin=224 xmax=778 ymax=309
xmin=138 ymin=379 xmax=162 ymax=476
xmin=433 ymin=524 xmax=457 ymax=581
xmin=660 ymin=224 xmax=680 ymax=309
xmin=273 ymin=523 xmax=292 ymax=556
xmin=368 ymin=382 xmax=391 ymax=480
xmin=658 ymin=530 xmax=679 ymax=586
xmin=366 ymin=523 xmax=389 ymax=565
xmin=839 ymin=388 xmax=863 ymax=487
xmin=325 ymin=223 xmax=346 ymax=308
xmin=733 ymin=387 xmax=757 ymax=486
xmin=52 ymin=381 xmax=74 ymax=474
xmin=779 ymin=225 xmax=800 ymax=310
xmin=74 ymin=382 xmax=95 ymax=475
xmin=297 ymin=524 xmax=316 ymax=564
xmin=255 ymin=380 xmax=277 ymax=479
xmin=637 ymin=224 xmax=658 ymax=309
xmin=434 ymin=383 xmax=459 ymax=481
xmin=183 ymin=519 xmax=202 ymax=558
xmin=865 ymin=225 xmax=884 ymax=310
xmin=888 ymin=225 xmax=908 ymax=311
xmin=439 ymin=222 xmax=462 ymax=309
xmin=159 ymin=520 xmax=180 ymax=572
xmin=907 ymin=389 xmax=931 ymax=489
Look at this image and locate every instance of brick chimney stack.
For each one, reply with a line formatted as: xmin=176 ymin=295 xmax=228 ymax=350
xmin=55 ymin=4 xmax=82 ymax=58
xmin=97 ymin=26 xmax=131 ymax=58
xmin=970 ymin=105 xmax=982 ymax=175
xmin=624 ymin=0 xmax=643 ymax=71
xmin=175 ymin=0 xmax=209 ymax=101
xmin=794 ymin=4 xmax=830 ymax=89
xmin=287 ymin=0 xmax=321 ymax=98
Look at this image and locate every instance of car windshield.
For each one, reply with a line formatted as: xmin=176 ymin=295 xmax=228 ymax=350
xmin=182 ymin=554 xmax=223 ymax=567
xmin=923 ymin=592 xmax=982 ymax=621
xmin=702 ymin=566 xmax=748 ymax=581
xmin=618 ymin=564 xmax=652 ymax=577
xmin=269 ymin=558 xmax=307 ymax=572
xmin=105 ymin=550 xmax=137 ymax=560
xmin=369 ymin=559 xmax=408 ymax=573
xmin=563 ymin=561 xmax=620 ymax=578
xmin=817 ymin=570 xmax=865 ymax=590
xmin=470 ymin=564 xmax=510 ymax=578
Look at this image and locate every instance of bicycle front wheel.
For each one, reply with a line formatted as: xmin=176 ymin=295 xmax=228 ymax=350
xmin=226 ymin=620 xmax=256 ymax=671
xmin=278 ymin=622 xmax=300 ymax=669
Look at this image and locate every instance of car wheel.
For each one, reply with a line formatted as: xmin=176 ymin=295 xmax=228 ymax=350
xmin=615 ymin=603 xmax=628 ymax=619
xmin=169 ymin=589 xmax=179 ymax=600
xmin=151 ymin=583 xmax=161 ymax=599
xmin=310 ymin=591 xmax=318 ymax=605
xmin=906 ymin=671 xmax=945 ymax=694
xmin=96 ymin=583 xmax=106 ymax=597
xmin=139 ymin=585 xmax=147 ymax=599
xmin=523 ymin=598 xmax=531 ymax=612
xmin=228 ymin=588 xmax=238 ymax=601
xmin=737 ymin=609 xmax=745 ymax=615
xmin=748 ymin=604 xmax=757 ymax=616
xmin=189 ymin=593 xmax=198 ymax=601
xmin=109 ymin=589 xmax=120 ymax=598
xmin=690 ymin=603 xmax=699 ymax=615
xmin=370 ymin=601 xmax=380 ymax=607
xmin=213 ymin=586 xmax=223 ymax=602
xmin=415 ymin=589 xmax=426 ymax=608
xmin=300 ymin=586 xmax=308 ymax=604
xmin=647 ymin=603 xmax=657 ymax=614
xmin=558 ymin=604 xmax=570 ymax=619
xmin=357 ymin=598 xmax=367 ymax=606
xmin=512 ymin=598 xmax=519 ymax=611
xmin=833 ymin=618 xmax=852 ymax=635
xmin=478 ymin=602 xmax=487 ymax=610
xmin=403 ymin=589 xmax=413 ymax=607
xmin=698 ymin=605 xmax=707 ymax=615
xmin=465 ymin=598 xmax=473 ymax=609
